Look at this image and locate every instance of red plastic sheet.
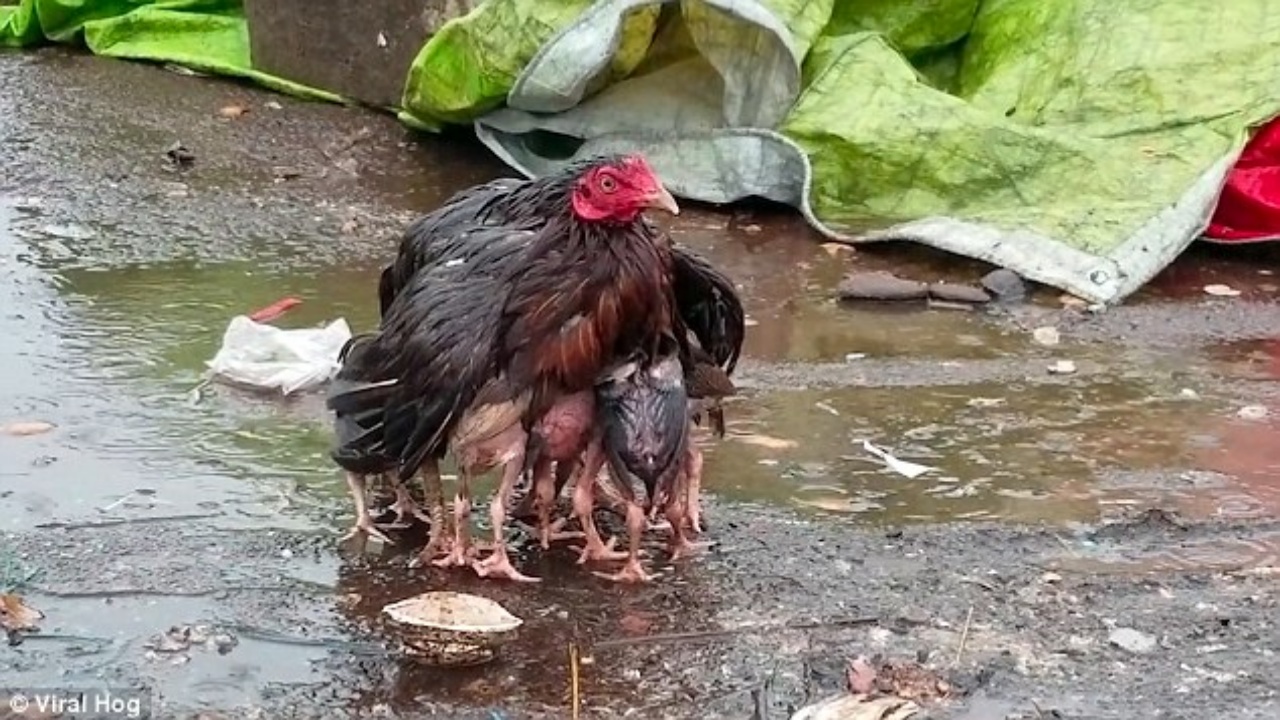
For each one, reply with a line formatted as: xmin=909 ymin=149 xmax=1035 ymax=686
xmin=1204 ymin=116 xmax=1280 ymax=244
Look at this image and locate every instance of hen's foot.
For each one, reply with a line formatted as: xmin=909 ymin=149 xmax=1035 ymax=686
xmin=430 ymin=539 xmax=476 ymax=568
xmin=473 ymin=546 xmax=541 ymax=583
xmin=592 ymin=557 xmax=654 ymax=584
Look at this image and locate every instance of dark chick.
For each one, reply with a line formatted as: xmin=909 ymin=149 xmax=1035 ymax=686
xmin=588 ymin=347 xmax=692 ymax=583
xmin=332 ymin=154 xmax=687 ymax=583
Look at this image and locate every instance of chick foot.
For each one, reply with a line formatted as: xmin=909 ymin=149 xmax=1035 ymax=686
xmin=389 ymin=485 xmax=432 ymax=526
xmin=339 ymin=516 xmax=394 ymax=546
xmin=592 ymin=557 xmax=654 ymax=583
xmin=539 ymin=516 xmax=584 ymax=549
xmin=473 ymin=544 xmax=541 ymax=583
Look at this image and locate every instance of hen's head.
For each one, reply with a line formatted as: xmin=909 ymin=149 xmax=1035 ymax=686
xmin=570 ymin=154 xmax=680 ymax=224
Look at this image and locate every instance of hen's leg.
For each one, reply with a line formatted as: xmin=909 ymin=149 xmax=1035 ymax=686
xmin=432 ymin=469 xmax=475 ymax=568
xmin=573 ymin=446 xmax=627 ymax=564
xmin=684 ymin=443 xmax=705 ymax=535
xmin=410 ymin=461 xmax=450 ymax=567
xmin=593 ymin=501 xmax=652 ymax=583
xmin=474 ymin=458 xmax=540 ymax=583
xmin=339 ymin=472 xmax=394 ymax=545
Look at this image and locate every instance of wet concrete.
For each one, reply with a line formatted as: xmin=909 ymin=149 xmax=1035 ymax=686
xmin=1 ymin=49 xmax=1279 ymax=719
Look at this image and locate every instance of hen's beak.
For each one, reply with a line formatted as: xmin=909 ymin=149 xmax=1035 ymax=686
xmin=644 ymin=185 xmax=681 ymax=216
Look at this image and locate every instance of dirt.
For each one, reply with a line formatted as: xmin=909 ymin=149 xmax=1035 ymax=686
xmin=0 ymin=48 xmax=1278 ymax=719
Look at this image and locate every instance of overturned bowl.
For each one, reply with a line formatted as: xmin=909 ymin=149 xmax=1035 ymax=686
xmin=380 ymin=591 xmax=523 ymax=667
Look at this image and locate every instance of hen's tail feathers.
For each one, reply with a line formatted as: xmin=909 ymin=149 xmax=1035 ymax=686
xmin=383 ymin=394 xmax=462 ymax=483
xmin=671 ymin=245 xmax=745 ymax=374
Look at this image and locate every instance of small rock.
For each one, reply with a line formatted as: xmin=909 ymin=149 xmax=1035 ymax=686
xmin=1040 ymin=571 xmax=1063 ymax=584
xmin=217 ymin=104 xmax=248 ymax=119
xmin=1109 ymin=627 xmax=1157 ymax=654
xmin=279 ymin=548 xmax=294 ymax=559
xmin=265 ymin=100 xmax=283 ymax=111
xmin=837 ymin=271 xmax=928 ymax=301
xmin=164 ymin=141 xmax=196 ymax=169
xmin=980 ymin=268 xmax=1028 ymax=302
xmin=741 ymin=224 xmax=763 ymax=235
xmin=927 ymin=282 xmax=991 ymax=304
xmin=1203 ymin=284 xmax=1241 ymax=297
xmin=1179 ymin=388 xmax=1200 ymax=400
xmin=1 ymin=421 xmax=55 ymax=437
xmin=1048 ymin=360 xmax=1077 ymax=375
xmin=1032 ymin=326 xmax=1061 ymax=346
xmin=844 ymin=353 xmax=866 ymax=362
xmin=1237 ymin=405 xmax=1269 ymax=421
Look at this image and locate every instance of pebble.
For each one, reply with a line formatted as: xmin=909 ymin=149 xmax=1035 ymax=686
xmin=837 ymin=271 xmax=928 ymax=301
xmin=1237 ymin=405 xmax=1269 ymax=420
xmin=980 ymin=268 xmax=1028 ymax=302
xmin=928 ymin=281 xmax=991 ymax=304
xmin=1048 ymin=360 xmax=1077 ymax=375
xmin=1109 ymin=627 xmax=1157 ymax=654
xmin=1032 ymin=326 xmax=1061 ymax=346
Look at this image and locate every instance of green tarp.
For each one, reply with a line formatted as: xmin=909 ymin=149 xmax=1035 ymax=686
xmin=5 ymin=0 xmax=1279 ymax=304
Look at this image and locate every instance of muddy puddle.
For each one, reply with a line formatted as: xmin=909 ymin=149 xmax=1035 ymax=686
xmin=3 ymin=51 xmax=1280 ymax=718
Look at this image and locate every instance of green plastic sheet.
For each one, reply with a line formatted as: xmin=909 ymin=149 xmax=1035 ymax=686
xmin=0 ymin=0 xmax=337 ymax=100
xmin=5 ymin=0 xmax=1280 ymax=303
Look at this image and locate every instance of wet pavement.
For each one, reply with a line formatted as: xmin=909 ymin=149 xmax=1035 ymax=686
xmin=1 ymin=48 xmax=1279 ymax=719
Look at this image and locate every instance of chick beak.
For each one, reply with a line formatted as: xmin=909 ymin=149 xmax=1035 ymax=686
xmin=644 ymin=185 xmax=681 ymax=216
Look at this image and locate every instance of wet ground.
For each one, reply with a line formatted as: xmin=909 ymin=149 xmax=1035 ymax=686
xmin=1 ymin=48 xmax=1278 ymax=719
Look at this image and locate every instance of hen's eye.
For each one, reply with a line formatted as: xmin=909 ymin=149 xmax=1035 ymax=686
xmin=598 ymin=175 xmax=617 ymax=193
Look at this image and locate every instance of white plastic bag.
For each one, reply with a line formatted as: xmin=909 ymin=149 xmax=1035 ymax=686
xmin=206 ymin=315 xmax=353 ymax=395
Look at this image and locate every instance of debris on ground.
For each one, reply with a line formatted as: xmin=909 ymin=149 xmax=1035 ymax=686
xmin=790 ymin=694 xmax=920 ymax=720
xmin=928 ymin=282 xmax=990 ymax=304
xmin=861 ymin=440 xmax=937 ymax=479
xmin=164 ymin=140 xmax=196 ymax=170
xmin=0 ymin=593 xmax=43 ymax=632
xmin=206 ymin=315 xmax=351 ymax=395
xmin=143 ymin=624 xmax=238 ymax=663
xmin=0 ymin=421 xmax=55 ymax=437
xmin=839 ymin=272 xmax=929 ymax=301
xmin=218 ymin=104 xmax=249 ymax=119
xmin=1203 ymin=284 xmax=1242 ymax=297
xmin=1108 ymin=627 xmax=1158 ymax=655
xmin=1236 ymin=405 xmax=1270 ymax=420
xmin=1032 ymin=326 xmax=1061 ymax=346
xmin=1047 ymin=360 xmax=1077 ymax=375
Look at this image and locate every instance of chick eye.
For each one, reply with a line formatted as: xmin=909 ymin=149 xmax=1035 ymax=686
xmin=598 ymin=175 xmax=617 ymax=193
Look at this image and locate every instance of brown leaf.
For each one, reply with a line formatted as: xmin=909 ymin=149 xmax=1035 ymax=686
xmin=0 ymin=593 xmax=45 ymax=632
xmin=1 ymin=420 xmax=55 ymax=437
xmin=847 ymin=656 xmax=878 ymax=694
xmin=218 ymin=104 xmax=248 ymax=119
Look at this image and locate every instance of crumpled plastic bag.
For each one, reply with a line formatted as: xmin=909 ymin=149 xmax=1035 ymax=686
xmin=206 ymin=315 xmax=352 ymax=395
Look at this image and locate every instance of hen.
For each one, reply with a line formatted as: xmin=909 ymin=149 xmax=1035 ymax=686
xmin=330 ymin=154 xmax=688 ymax=582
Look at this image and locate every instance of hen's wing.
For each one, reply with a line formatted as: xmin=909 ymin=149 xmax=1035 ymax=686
xmin=378 ymin=177 xmax=529 ymax=316
xmin=670 ymin=244 xmax=745 ymax=374
xmin=334 ymin=224 xmax=538 ymax=480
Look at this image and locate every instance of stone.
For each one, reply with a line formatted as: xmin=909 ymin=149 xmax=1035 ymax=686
xmin=1108 ymin=627 xmax=1157 ymax=654
xmin=980 ymin=268 xmax=1029 ymax=302
xmin=243 ymin=0 xmax=481 ymax=109
xmin=837 ymin=271 xmax=928 ymax=301
xmin=928 ymin=281 xmax=991 ymax=304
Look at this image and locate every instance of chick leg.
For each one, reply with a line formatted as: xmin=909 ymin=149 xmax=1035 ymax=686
xmin=410 ymin=461 xmax=451 ymax=567
xmin=684 ymin=442 xmax=705 ymax=535
xmin=593 ymin=501 xmax=653 ymax=583
xmin=339 ymin=472 xmax=394 ymax=545
xmin=388 ymin=471 xmax=433 ymax=527
xmin=432 ymin=470 xmax=475 ymax=568
xmin=667 ymin=465 xmax=712 ymax=561
xmin=473 ymin=458 xmax=541 ymax=583
xmin=572 ymin=445 xmax=628 ymax=564
xmin=533 ymin=458 xmax=583 ymax=548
